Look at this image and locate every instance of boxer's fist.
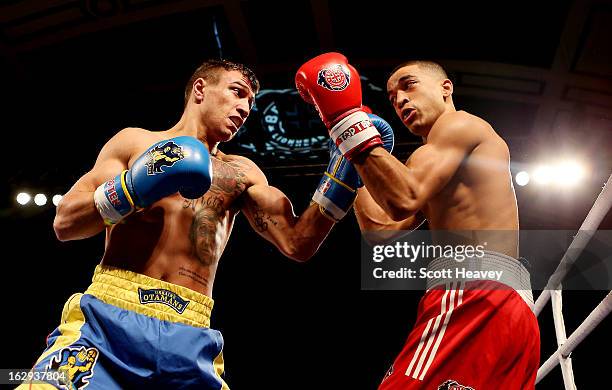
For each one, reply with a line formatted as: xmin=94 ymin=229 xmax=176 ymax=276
xmin=312 ymin=140 xmax=362 ymax=221
xmin=368 ymin=114 xmax=395 ymax=153
xmin=295 ymin=52 xmax=382 ymax=160
xmin=295 ymin=52 xmax=362 ymax=127
xmin=94 ymin=136 xmax=213 ymax=225
xmin=312 ymin=114 xmax=394 ymax=221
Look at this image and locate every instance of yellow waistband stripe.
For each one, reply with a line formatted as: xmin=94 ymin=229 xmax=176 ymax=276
xmin=85 ymin=265 xmax=214 ymax=328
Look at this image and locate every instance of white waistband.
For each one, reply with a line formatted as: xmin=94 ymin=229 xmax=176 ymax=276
xmin=426 ymin=251 xmax=534 ymax=311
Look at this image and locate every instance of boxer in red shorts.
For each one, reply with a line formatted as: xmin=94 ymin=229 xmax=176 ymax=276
xmin=295 ymin=54 xmax=539 ymax=389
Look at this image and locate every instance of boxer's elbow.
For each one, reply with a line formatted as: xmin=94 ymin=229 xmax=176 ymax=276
xmin=53 ymin=200 xmax=102 ymax=241
xmin=383 ymin=199 xmax=420 ymax=222
xmin=376 ymin=186 xmax=423 ymax=221
xmin=284 ymin=246 xmax=315 ymax=263
xmin=53 ymin=215 xmax=75 ymax=242
xmin=282 ymin=240 xmax=318 ymax=263
xmin=54 ymin=217 xmax=101 ymax=242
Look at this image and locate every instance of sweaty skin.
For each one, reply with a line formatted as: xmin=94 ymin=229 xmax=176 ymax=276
xmin=354 ymin=64 xmax=518 ymax=257
xmin=54 ymin=69 xmax=335 ymax=297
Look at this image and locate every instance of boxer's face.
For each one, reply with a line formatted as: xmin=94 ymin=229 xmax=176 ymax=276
xmin=199 ymin=69 xmax=255 ymax=142
xmin=387 ymin=65 xmax=448 ymax=136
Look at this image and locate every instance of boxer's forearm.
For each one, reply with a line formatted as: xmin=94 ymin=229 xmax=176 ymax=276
xmin=54 ymin=190 xmax=106 ymax=241
xmin=242 ymin=185 xmax=334 ymax=262
xmin=355 ymin=187 xmax=404 ymax=231
xmin=354 ymin=147 xmax=421 ymax=221
xmin=354 ymin=186 xmax=424 ymax=245
xmin=285 ymin=203 xmax=336 ymax=261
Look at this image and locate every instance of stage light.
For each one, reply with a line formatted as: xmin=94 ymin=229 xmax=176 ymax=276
xmin=52 ymin=195 xmax=63 ymax=206
xmin=554 ymin=161 xmax=585 ymax=187
xmin=34 ymin=194 xmax=47 ymax=206
xmin=533 ymin=165 xmax=553 ymax=185
xmin=16 ymin=192 xmax=31 ymax=205
xmin=515 ymin=171 xmax=530 ymax=186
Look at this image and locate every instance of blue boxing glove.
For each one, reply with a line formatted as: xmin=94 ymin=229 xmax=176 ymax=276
xmin=312 ymin=140 xmax=361 ymax=221
xmin=312 ymin=113 xmax=395 ymax=221
xmin=368 ymin=113 xmax=394 ymax=153
xmin=94 ymin=136 xmax=213 ymax=225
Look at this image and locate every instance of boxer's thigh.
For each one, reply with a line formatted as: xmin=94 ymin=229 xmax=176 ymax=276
xmin=379 ymin=285 xmax=538 ymax=389
xmin=18 ymin=294 xmax=120 ymax=390
xmin=158 ymin=322 xmax=229 ymax=389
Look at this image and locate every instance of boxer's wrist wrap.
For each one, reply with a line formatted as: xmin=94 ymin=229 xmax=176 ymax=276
xmin=311 ymin=173 xmax=357 ymax=221
xmin=94 ymin=171 xmax=135 ymax=226
xmin=314 ymin=203 xmax=339 ymax=222
xmin=330 ymin=111 xmax=382 ymax=160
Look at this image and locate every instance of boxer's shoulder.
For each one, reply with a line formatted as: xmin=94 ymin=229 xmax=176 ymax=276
xmin=112 ymin=127 xmax=155 ymax=141
xmin=212 ymin=151 xmax=268 ymax=187
xmin=429 ymin=110 xmax=493 ymax=146
xmin=106 ymin=127 xmax=160 ymax=151
xmin=94 ymin=127 xmax=150 ymax=165
xmin=435 ymin=110 xmax=489 ymax=132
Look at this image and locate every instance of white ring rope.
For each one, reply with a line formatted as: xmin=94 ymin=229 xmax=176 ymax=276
xmin=535 ymin=171 xmax=612 ymax=386
xmin=534 ymin=173 xmax=612 ymax=316
xmin=536 ymin=290 xmax=612 ymax=383
xmin=550 ymin=288 xmax=576 ymax=390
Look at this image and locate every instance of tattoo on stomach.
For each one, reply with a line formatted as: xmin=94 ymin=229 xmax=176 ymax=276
xmin=178 ymin=266 xmax=209 ymax=288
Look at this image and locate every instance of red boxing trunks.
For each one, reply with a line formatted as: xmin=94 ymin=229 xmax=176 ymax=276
xmin=379 ymin=251 xmax=539 ymax=390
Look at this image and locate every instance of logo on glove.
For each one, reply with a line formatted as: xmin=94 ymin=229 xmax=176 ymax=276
xmin=318 ymin=177 xmax=332 ymax=194
xmin=317 ymin=64 xmax=350 ymax=91
xmin=335 ymin=119 xmax=374 ymax=147
xmin=145 ymin=141 xmax=186 ymax=175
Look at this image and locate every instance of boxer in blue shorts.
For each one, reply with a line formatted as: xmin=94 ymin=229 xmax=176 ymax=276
xmin=18 ymin=59 xmax=362 ymax=389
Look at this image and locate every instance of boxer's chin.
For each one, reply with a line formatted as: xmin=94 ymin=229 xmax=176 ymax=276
xmin=218 ymin=126 xmax=236 ymax=142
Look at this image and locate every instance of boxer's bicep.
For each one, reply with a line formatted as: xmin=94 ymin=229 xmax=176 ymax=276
xmin=241 ymin=184 xmax=299 ymax=247
xmin=55 ymin=128 xmax=137 ymax=240
xmin=409 ymin=143 xmax=465 ymax=200
xmin=70 ymin=128 xmax=136 ymax=193
xmin=409 ymin=123 xmax=480 ymax=203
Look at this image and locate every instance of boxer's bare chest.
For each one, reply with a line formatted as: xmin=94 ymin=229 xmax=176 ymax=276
xmin=180 ymin=156 xmax=252 ymax=264
xmin=103 ymin=147 xmax=255 ymax=288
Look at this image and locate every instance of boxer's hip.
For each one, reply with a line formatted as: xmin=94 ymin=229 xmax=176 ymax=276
xmin=23 ymin=265 xmax=227 ymax=389
xmin=425 ymin=250 xmax=534 ymax=310
xmin=380 ymin=251 xmax=539 ymax=389
xmin=85 ymin=264 xmax=214 ymax=328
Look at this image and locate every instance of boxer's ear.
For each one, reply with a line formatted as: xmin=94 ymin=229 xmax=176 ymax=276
xmin=441 ymin=79 xmax=453 ymax=99
xmin=192 ymin=78 xmax=207 ymax=103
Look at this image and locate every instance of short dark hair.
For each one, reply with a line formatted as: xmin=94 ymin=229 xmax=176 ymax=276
xmin=389 ymin=60 xmax=449 ymax=81
xmin=184 ymin=59 xmax=260 ymax=105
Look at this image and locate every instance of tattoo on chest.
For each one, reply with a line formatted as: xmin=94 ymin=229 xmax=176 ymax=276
xmin=184 ymin=158 xmax=250 ymax=265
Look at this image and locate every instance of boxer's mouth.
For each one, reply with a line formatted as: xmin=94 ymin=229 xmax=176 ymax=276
xmin=402 ymin=108 xmax=416 ymax=122
xmin=229 ymin=116 xmax=243 ymax=130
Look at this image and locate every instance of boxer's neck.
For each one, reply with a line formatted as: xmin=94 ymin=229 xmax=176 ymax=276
xmin=167 ymin=110 xmax=215 ymax=151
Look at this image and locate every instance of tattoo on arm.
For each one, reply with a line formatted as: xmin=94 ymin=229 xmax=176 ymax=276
xmin=252 ymin=205 xmax=279 ymax=233
xmin=253 ymin=206 xmax=268 ymax=232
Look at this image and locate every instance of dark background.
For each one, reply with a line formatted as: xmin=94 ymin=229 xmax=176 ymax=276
xmin=1 ymin=0 xmax=612 ymax=388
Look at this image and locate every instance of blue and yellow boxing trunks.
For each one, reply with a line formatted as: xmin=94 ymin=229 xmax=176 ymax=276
xmin=17 ymin=265 xmax=229 ymax=389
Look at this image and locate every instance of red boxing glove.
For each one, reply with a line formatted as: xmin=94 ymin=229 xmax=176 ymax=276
xmin=295 ymin=52 xmax=382 ymax=160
